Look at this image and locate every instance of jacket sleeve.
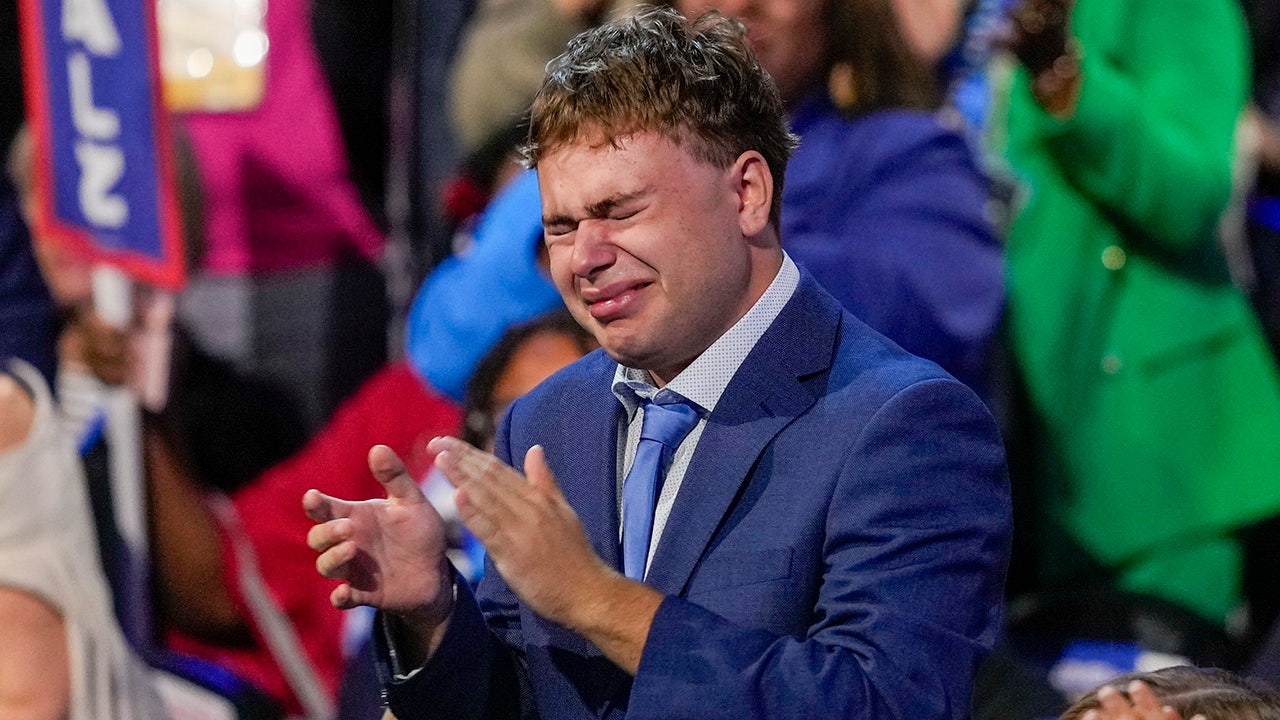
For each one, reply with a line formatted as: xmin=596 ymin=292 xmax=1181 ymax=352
xmin=384 ymin=406 xmax=537 ymax=720
xmin=383 ymin=572 xmax=536 ymax=720
xmin=1017 ymin=0 xmax=1249 ymax=252
xmin=627 ymin=378 xmax=1012 ymax=720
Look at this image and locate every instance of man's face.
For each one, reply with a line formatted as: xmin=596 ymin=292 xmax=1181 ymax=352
xmin=676 ymin=0 xmax=830 ymax=106
xmin=538 ymin=131 xmax=764 ymax=385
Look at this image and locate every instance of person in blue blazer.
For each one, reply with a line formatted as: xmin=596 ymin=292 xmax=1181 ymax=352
xmin=305 ymin=6 xmax=1011 ymax=719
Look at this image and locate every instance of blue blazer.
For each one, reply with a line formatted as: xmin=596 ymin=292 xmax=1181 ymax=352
xmin=387 ymin=274 xmax=1011 ymax=720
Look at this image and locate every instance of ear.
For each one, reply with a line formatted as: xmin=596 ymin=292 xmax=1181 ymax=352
xmin=731 ymin=150 xmax=774 ymax=239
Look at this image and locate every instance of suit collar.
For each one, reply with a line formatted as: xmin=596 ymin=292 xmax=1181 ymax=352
xmin=610 ymin=253 xmax=801 ymax=416
xmin=525 ymin=277 xmax=842 ymax=712
xmin=644 ymin=273 xmax=842 ymax=595
xmin=552 ymin=352 xmax=626 ymax=569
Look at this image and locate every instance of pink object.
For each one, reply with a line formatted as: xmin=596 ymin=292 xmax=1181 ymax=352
xmin=182 ymin=0 xmax=384 ymax=276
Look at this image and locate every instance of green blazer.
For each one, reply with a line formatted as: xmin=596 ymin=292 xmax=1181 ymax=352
xmin=1000 ymin=0 xmax=1280 ymax=622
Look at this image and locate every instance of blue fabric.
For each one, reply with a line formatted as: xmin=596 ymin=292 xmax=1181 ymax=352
xmin=387 ymin=273 xmax=1011 ymax=720
xmin=940 ymin=0 xmax=1018 ymax=136
xmin=1251 ymin=195 xmax=1280 ymax=233
xmin=621 ymin=395 xmax=700 ymax=580
xmin=404 ymin=168 xmax=562 ymax=401
xmin=783 ymin=94 xmax=1004 ymax=400
xmin=0 ymin=175 xmax=57 ymax=387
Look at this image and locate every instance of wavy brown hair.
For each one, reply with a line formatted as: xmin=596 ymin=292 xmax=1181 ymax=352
xmin=522 ymin=4 xmax=798 ymax=228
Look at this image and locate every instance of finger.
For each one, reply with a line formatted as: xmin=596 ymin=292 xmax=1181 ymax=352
xmin=431 ymin=437 xmax=507 ymax=484
xmin=314 ymin=536 xmax=358 ymax=578
xmin=425 ymin=434 xmax=456 ymax=458
xmin=525 ymin=445 xmax=561 ymax=495
xmin=434 ymin=439 xmax=526 ymax=508
xmin=303 ymin=488 xmax=350 ymax=523
xmin=1096 ymin=686 xmax=1135 ymax=718
xmin=455 ymin=446 xmax=522 ymax=490
xmin=1126 ymin=681 xmax=1166 ymax=716
xmin=454 ymin=486 xmax=501 ymax=543
xmin=368 ymin=444 xmax=426 ymax=503
xmin=425 ymin=434 xmax=477 ymax=464
xmin=308 ymin=518 xmax=352 ymax=556
xmin=330 ymin=583 xmax=360 ymax=610
xmin=334 ymin=583 xmax=385 ymax=611
xmin=449 ymin=460 xmax=523 ymax=532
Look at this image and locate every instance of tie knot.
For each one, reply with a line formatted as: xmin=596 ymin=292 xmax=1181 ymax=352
xmin=639 ymin=397 xmax=701 ymax=449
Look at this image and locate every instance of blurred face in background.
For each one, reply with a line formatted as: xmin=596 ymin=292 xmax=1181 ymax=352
xmin=887 ymin=0 xmax=967 ymax=64
xmin=675 ymin=0 xmax=831 ymax=106
xmin=8 ymin=126 xmax=95 ymax=312
xmin=491 ymin=330 xmax=589 ymax=421
xmin=469 ymin=328 xmax=594 ymax=452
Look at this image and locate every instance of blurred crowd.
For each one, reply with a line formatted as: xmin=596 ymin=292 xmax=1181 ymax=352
xmin=2 ymin=0 xmax=1280 ymax=718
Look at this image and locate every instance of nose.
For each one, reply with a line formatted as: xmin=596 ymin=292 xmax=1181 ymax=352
xmin=568 ymin=218 xmax=616 ymax=279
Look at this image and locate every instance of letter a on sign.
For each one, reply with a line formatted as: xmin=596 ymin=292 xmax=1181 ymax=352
xmin=18 ymin=0 xmax=186 ymax=290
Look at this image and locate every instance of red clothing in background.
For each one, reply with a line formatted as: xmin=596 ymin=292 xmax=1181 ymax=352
xmin=169 ymin=361 xmax=461 ymax=715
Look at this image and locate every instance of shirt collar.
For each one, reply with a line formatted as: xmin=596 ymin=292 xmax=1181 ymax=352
xmin=612 ymin=252 xmax=800 ymax=419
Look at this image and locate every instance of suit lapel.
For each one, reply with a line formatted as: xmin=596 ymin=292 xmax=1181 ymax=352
xmin=550 ymin=353 xmax=624 ymax=569
xmin=644 ymin=275 xmax=842 ymax=596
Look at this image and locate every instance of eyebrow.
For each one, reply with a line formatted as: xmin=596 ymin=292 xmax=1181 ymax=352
xmin=542 ymin=189 xmax=648 ymax=228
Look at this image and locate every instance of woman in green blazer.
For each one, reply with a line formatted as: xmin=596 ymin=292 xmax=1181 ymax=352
xmin=999 ymin=0 xmax=1280 ymax=626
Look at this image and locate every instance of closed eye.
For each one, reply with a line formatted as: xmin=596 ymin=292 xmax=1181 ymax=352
xmin=543 ymin=219 xmax=577 ymax=239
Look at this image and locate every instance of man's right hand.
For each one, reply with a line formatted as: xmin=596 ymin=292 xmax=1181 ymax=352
xmin=304 ymin=444 xmax=456 ymax=658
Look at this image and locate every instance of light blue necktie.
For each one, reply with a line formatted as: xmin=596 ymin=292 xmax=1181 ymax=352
xmin=622 ymin=395 xmax=701 ymax=580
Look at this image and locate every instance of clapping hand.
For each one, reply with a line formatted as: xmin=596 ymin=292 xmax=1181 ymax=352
xmin=304 ymin=445 xmax=455 ymax=630
xmin=428 ymin=437 xmax=612 ymax=628
xmin=428 ymin=436 xmax=664 ymax=674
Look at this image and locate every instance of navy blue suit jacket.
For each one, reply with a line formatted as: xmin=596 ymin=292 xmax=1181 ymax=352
xmin=387 ymin=274 xmax=1011 ymax=720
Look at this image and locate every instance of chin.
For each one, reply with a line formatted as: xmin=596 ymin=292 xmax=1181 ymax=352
xmin=598 ymin=338 xmax=653 ymax=372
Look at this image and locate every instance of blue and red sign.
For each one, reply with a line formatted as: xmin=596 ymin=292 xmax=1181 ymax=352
xmin=19 ymin=0 xmax=185 ymax=290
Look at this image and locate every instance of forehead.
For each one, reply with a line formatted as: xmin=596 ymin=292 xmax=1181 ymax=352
xmin=537 ymin=131 xmax=709 ymax=210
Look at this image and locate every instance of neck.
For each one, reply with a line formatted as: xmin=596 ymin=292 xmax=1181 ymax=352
xmin=646 ymin=247 xmax=785 ymax=389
